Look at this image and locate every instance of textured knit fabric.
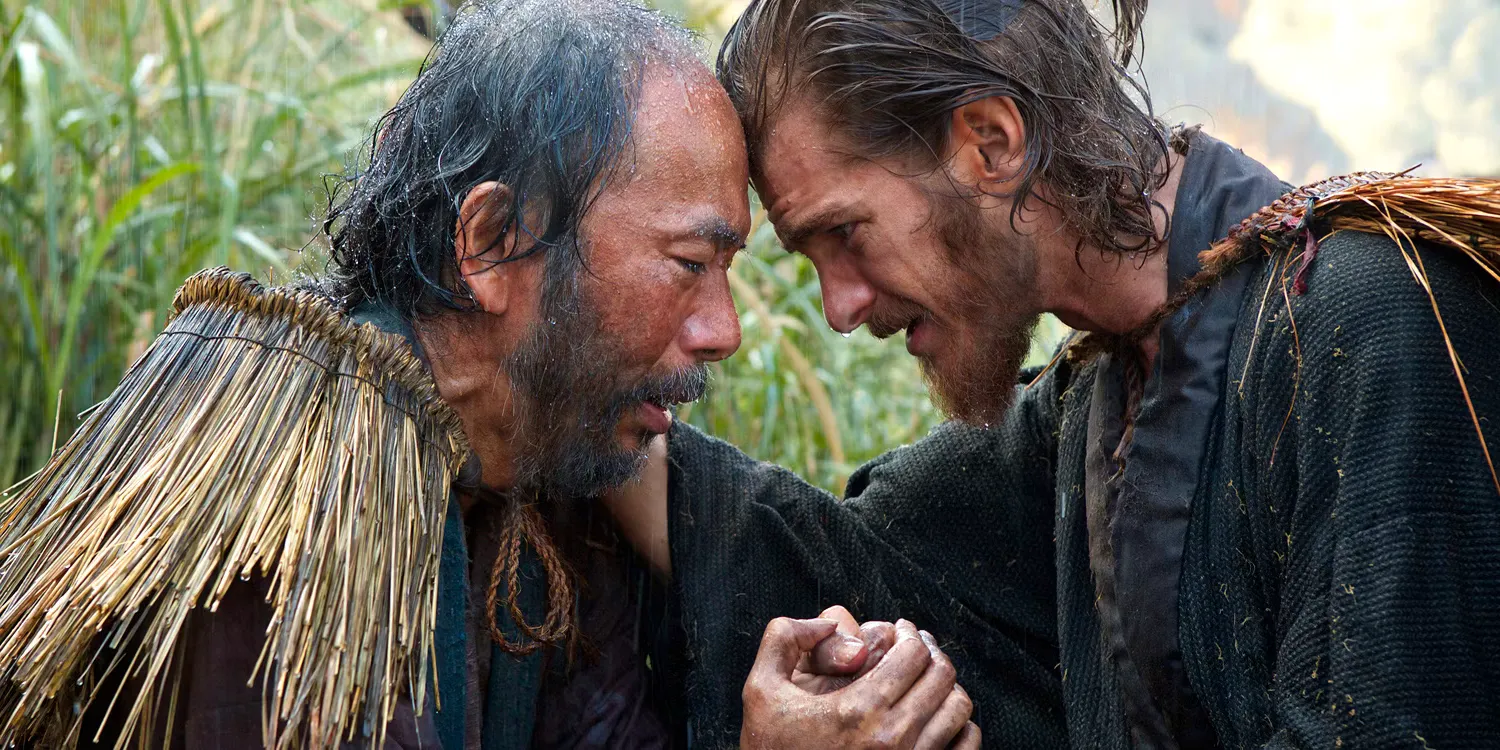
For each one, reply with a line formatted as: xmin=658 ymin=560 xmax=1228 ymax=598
xmin=667 ymin=231 xmax=1500 ymax=748
xmin=1083 ymin=131 xmax=1286 ymax=749
xmin=665 ymin=396 xmax=1069 ymax=747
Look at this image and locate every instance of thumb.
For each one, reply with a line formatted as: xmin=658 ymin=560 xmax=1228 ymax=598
xmin=809 ymin=604 xmax=869 ymax=674
xmin=751 ymin=617 xmax=840 ymax=681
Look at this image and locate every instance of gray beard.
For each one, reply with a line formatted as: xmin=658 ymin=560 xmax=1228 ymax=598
xmin=504 ymin=271 xmax=707 ymax=498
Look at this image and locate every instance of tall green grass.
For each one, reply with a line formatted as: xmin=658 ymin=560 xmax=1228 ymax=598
xmin=0 ymin=0 xmax=1064 ymax=494
xmin=0 ymin=0 xmax=427 ymax=488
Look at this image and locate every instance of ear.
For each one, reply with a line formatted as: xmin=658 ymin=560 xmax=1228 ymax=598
xmin=455 ymin=181 xmax=516 ymax=315
xmin=945 ymin=96 xmax=1026 ymax=191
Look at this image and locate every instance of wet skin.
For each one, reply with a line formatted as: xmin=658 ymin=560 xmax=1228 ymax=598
xmin=425 ymin=58 xmax=750 ymax=492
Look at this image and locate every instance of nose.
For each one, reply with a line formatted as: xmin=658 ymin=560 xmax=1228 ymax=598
xmin=812 ymin=252 xmax=876 ymax=334
xmin=682 ymin=271 xmax=742 ymax=363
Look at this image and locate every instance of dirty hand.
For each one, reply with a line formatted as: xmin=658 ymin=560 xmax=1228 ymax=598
xmin=792 ymin=605 xmax=896 ymax=693
xmin=741 ymin=611 xmax=981 ymax=749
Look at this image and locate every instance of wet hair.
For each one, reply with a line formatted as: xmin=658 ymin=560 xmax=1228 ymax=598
xmin=717 ymin=0 xmax=1171 ymax=257
xmin=322 ymin=0 xmax=696 ymax=319
xmin=319 ymin=0 xmax=698 ymax=659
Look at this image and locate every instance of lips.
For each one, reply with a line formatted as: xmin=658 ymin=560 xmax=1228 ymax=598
xmin=904 ymin=318 xmax=934 ymax=356
xmin=637 ymin=399 xmax=672 ymax=435
xmin=622 ymin=365 xmax=708 ymax=436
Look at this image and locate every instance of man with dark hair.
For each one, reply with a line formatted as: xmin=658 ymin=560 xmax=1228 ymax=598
xmin=607 ymin=0 xmax=1500 ymax=747
xmin=0 ymin=0 xmax=975 ymax=747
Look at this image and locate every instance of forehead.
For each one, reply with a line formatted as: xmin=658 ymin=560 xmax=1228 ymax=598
xmin=607 ymin=60 xmax=749 ymax=204
xmin=756 ymin=102 xmax=875 ymax=224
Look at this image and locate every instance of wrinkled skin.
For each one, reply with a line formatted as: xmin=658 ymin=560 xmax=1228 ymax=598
xmin=755 ymin=99 xmax=1040 ymax=425
xmin=741 ymin=606 xmax=981 ymax=750
xmin=423 ymin=58 xmax=749 ymax=497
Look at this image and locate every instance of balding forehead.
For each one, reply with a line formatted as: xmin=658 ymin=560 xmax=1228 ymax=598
xmin=633 ymin=60 xmax=746 ymax=156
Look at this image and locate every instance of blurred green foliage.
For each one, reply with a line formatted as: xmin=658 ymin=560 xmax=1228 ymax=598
xmin=0 ymin=0 xmax=1063 ymax=493
xmin=0 ymin=0 xmax=426 ymax=489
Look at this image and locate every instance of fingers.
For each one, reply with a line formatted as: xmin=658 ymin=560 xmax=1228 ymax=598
xmin=855 ymin=620 xmax=897 ymax=676
xmin=810 ymin=605 xmax=868 ymax=675
xmin=860 ymin=620 xmax=897 ymax=652
xmin=858 ymin=619 xmax=935 ymax=708
xmin=819 ymin=604 xmax=861 ymax=635
xmin=948 ymin=721 xmax=981 ymax=750
xmin=888 ymin=629 xmax=959 ymax=731
xmin=810 ymin=631 xmax=869 ymax=675
xmin=912 ymin=685 xmax=974 ymax=750
xmin=749 ymin=617 xmax=840 ymax=682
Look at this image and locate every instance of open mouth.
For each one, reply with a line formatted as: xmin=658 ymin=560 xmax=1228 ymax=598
xmin=869 ymin=313 xmax=921 ymax=340
xmin=904 ymin=317 xmax=936 ymax=356
xmin=637 ymin=399 xmax=673 ymax=435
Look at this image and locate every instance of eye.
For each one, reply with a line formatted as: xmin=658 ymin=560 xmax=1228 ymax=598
xmin=678 ymin=258 xmax=706 ymax=274
xmin=830 ymin=222 xmax=856 ymax=240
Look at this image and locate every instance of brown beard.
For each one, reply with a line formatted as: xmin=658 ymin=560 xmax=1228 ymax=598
xmin=919 ymin=192 xmax=1040 ymax=426
xmin=505 ymin=264 xmax=707 ymax=498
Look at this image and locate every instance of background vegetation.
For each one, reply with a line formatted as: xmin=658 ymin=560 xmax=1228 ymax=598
xmin=0 ymin=0 xmax=1058 ymax=494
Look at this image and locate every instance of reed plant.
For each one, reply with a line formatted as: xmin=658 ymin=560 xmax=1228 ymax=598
xmin=0 ymin=0 xmax=428 ymax=489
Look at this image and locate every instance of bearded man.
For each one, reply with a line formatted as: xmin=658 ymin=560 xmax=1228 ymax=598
xmin=0 ymin=1 xmax=974 ymax=748
xmin=605 ymin=0 xmax=1500 ymax=748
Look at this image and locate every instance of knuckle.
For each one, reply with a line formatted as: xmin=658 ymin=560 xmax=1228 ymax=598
xmin=762 ymin=617 xmax=795 ymax=641
xmin=893 ymin=636 xmax=931 ymax=665
xmin=931 ymin=658 xmax=957 ymax=684
xmin=741 ymin=678 xmax=763 ymax=706
xmin=951 ymin=689 xmax=973 ymax=717
xmin=835 ymin=694 xmax=874 ymax=729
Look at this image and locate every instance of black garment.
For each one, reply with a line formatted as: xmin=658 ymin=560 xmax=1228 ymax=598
xmin=665 ymin=149 xmax=1500 ymax=746
xmin=1083 ymin=131 xmax=1286 ymax=748
xmin=665 ymin=403 xmax=1069 ymax=747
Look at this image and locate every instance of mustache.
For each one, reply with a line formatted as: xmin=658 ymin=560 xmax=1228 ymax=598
xmin=620 ymin=364 xmax=710 ymax=408
xmin=867 ymin=298 xmax=930 ymax=340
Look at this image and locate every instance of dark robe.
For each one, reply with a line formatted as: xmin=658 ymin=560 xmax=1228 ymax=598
xmin=663 ymin=134 xmax=1500 ymax=748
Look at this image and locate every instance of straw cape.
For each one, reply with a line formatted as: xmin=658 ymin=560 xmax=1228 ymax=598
xmin=1067 ymin=172 xmax=1500 ymax=494
xmin=0 ymin=268 xmax=471 ymax=748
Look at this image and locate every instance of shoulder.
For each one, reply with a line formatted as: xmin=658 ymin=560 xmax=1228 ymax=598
xmin=1297 ymin=229 xmax=1498 ymax=330
xmin=1260 ymin=229 xmax=1500 ymax=370
xmin=666 ymin=420 xmax=836 ymax=501
xmin=845 ymin=356 xmax=1070 ymax=502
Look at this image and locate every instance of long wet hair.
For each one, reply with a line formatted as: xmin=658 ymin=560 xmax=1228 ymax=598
xmin=717 ymin=0 xmax=1170 ymax=258
xmin=320 ymin=0 xmax=696 ymax=657
xmin=322 ymin=0 xmax=694 ymax=319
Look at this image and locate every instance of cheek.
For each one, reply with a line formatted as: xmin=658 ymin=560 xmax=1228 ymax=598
xmin=587 ymin=270 xmax=690 ymax=363
xmin=859 ymin=226 xmax=951 ymax=301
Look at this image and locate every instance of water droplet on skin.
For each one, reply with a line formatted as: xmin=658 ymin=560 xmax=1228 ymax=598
xmin=840 ymin=332 xmax=852 ymax=339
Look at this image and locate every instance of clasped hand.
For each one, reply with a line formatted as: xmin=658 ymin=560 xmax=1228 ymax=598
xmin=740 ymin=605 xmax=981 ymax=749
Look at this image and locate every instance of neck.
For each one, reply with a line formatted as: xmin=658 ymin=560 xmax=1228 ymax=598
xmin=1035 ymin=153 xmax=1185 ymax=364
xmin=415 ymin=315 xmax=520 ymax=505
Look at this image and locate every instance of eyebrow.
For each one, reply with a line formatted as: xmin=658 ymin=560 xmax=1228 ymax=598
xmin=694 ymin=217 xmax=747 ymax=251
xmin=777 ymin=205 xmax=845 ymax=251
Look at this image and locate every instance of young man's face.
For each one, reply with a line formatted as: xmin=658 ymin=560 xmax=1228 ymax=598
xmin=756 ymin=102 xmax=1038 ymax=424
xmin=504 ymin=60 xmax=751 ymax=496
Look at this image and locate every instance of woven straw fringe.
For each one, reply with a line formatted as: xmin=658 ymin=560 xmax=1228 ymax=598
xmin=1064 ymin=173 xmax=1500 ymax=493
xmin=0 ymin=268 xmax=470 ymax=748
